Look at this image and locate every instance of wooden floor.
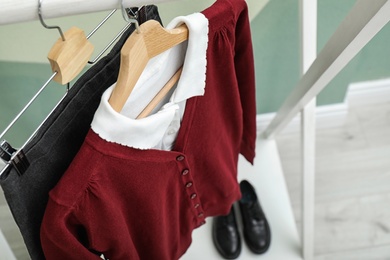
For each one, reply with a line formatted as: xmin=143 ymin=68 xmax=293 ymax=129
xmin=275 ymin=84 xmax=390 ymax=259
xmin=1 ymin=82 xmax=390 ymax=259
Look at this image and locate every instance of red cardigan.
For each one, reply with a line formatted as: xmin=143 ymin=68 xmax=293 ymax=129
xmin=40 ymin=0 xmax=256 ymax=259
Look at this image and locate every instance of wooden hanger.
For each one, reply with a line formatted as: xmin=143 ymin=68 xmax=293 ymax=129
xmin=136 ymin=67 xmax=183 ymax=119
xmin=108 ymin=19 xmax=188 ymax=113
xmin=48 ymin=27 xmax=94 ymax=84
xmin=38 ymin=0 xmax=93 ymax=85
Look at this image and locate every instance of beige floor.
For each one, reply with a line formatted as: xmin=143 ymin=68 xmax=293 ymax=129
xmin=276 ymin=92 xmax=390 ymax=259
xmin=1 ymin=89 xmax=390 ymax=259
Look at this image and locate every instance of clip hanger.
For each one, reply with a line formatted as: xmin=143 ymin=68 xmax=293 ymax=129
xmin=121 ymin=1 xmax=141 ymax=33
xmin=0 ymin=140 xmax=29 ymax=176
xmin=0 ymin=6 xmax=135 ymax=176
xmin=38 ymin=0 xmax=65 ymax=41
xmin=39 ymin=0 xmax=94 ymax=85
xmin=88 ymin=8 xmax=135 ymax=65
xmin=38 ymin=0 xmax=71 ymax=90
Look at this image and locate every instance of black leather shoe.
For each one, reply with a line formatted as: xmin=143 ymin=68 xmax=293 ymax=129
xmin=212 ymin=206 xmax=241 ymax=259
xmin=239 ymin=180 xmax=271 ymax=254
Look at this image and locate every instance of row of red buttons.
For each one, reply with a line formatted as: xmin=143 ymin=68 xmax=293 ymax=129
xmin=177 ymin=155 xmax=205 ymax=222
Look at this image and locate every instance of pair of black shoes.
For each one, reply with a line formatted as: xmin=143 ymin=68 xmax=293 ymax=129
xmin=212 ymin=180 xmax=271 ymax=259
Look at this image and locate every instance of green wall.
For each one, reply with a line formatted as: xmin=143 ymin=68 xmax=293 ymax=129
xmin=317 ymin=0 xmax=390 ymax=107
xmin=1 ymin=0 xmax=390 ymax=146
xmin=0 ymin=62 xmax=64 ymax=147
xmin=0 ymin=0 xmax=263 ymax=64
xmin=252 ymin=0 xmax=300 ymax=114
xmin=253 ymin=0 xmax=390 ymax=113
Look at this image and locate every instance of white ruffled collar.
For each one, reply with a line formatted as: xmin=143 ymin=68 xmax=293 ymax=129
xmin=91 ymin=13 xmax=209 ymax=149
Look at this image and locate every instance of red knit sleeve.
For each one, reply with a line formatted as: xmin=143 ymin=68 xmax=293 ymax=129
xmin=233 ymin=0 xmax=257 ymax=164
xmin=40 ymin=199 xmax=102 ymax=259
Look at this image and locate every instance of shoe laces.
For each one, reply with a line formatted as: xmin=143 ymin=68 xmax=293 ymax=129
xmin=247 ymin=202 xmax=263 ymax=222
xmin=216 ymin=208 xmax=236 ymax=227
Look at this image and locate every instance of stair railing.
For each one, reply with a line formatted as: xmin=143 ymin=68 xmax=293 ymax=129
xmin=261 ymin=1 xmax=390 ymax=259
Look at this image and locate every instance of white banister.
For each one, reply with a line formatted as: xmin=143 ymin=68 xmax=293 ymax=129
xmin=301 ymin=98 xmax=316 ymax=260
xmin=301 ymin=99 xmax=316 ymax=260
xmin=299 ymin=0 xmax=317 ymax=259
xmin=0 ymin=0 xmax=181 ymax=25
xmin=262 ymin=0 xmax=390 ymax=139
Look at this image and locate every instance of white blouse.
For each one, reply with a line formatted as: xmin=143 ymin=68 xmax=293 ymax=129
xmin=91 ymin=12 xmax=208 ymax=150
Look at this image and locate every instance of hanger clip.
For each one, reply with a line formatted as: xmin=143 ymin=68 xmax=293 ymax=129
xmin=0 ymin=140 xmax=16 ymax=162
xmin=11 ymin=150 xmax=30 ymax=176
xmin=0 ymin=140 xmax=30 ymax=176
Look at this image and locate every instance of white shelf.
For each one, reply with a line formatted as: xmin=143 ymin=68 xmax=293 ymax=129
xmin=182 ymin=138 xmax=302 ymax=259
xmin=0 ymin=229 xmax=16 ymax=260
